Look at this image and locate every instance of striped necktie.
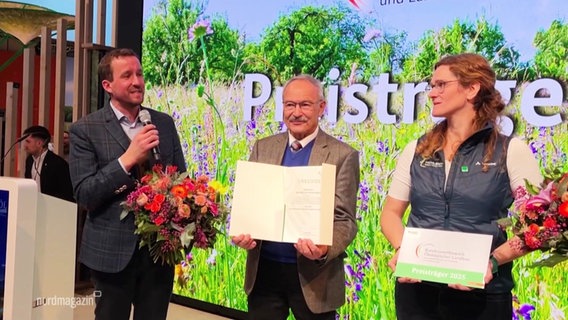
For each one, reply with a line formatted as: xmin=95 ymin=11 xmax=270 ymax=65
xmin=290 ymin=140 xmax=302 ymax=152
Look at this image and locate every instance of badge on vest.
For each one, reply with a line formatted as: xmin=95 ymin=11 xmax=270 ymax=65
xmin=474 ymin=161 xmax=497 ymax=166
xmin=420 ymin=159 xmax=443 ymax=168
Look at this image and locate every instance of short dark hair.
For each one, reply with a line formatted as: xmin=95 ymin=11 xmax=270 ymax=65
xmin=23 ymin=125 xmax=51 ymax=145
xmin=98 ymin=48 xmax=140 ymax=82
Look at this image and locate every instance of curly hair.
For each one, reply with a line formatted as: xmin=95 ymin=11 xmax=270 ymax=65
xmin=416 ymin=53 xmax=506 ymax=172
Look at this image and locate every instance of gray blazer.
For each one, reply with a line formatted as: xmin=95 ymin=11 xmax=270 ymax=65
xmin=245 ymin=129 xmax=360 ymax=313
xmin=69 ymin=102 xmax=186 ymax=273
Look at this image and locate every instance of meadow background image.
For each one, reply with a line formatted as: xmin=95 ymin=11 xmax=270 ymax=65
xmin=141 ymin=0 xmax=568 ymax=319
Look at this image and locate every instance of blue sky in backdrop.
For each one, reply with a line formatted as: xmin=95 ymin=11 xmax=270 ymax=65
xmin=22 ymin=0 xmax=568 ymax=61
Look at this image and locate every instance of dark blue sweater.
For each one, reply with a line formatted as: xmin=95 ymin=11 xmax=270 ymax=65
xmin=261 ymin=140 xmax=315 ymax=263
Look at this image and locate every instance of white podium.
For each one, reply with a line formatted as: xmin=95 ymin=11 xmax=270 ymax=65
xmin=1 ymin=177 xmax=77 ymax=320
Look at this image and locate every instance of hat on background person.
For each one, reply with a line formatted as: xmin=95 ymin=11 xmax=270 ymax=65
xmin=23 ymin=125 xmax=51 ymax=146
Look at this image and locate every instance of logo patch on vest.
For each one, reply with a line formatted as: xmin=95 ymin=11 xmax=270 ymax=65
xmin=475 ymin=161 xmax=497 ymax=166
xmin=420 ymin=159 xmax=443 ymax=168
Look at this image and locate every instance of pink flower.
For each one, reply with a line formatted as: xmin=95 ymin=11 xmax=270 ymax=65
xmin=120 ymin=163 xmax=225 ymax=266
xmin=194 ymin=194 xmax=207 ymax=206
xmin=363 ymin=29 xmax=381 ymax=42
xmin=153 ymin=176 xmax=171 ymax=192
xmin=210 ymin=203 xmax=218 ymax=216
xmin=187 ymin=19 xmax=213 ymax=42
xmin=178 ymin=204 xmax=191 ymax=218
xmin=525 ymin=182 xmax=554 ymax=210
xmin=136 ymin=193 xmax=149 ymax=206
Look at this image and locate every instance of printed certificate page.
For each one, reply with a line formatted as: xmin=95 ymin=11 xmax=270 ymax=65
xmin=229 ymin=160 xmax=335 ymax=245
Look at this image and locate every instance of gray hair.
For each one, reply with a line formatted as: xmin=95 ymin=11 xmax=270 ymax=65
xmin=282 ymin=74 xmax=325 ymax=100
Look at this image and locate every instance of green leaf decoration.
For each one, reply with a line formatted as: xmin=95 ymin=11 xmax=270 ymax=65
xmin=529 ymin=253 xmax=568 ymax=268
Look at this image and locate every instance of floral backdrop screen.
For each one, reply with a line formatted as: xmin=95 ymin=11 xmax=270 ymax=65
xmin=141 ymin=0 xmax=568 ymax=319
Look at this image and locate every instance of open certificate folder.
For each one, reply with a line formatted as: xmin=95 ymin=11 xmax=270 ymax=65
xmin=229 ymin=160 xmax=336 ymax=245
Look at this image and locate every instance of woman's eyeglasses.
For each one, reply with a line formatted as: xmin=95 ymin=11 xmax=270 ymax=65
xmin=425 ymin=80 xmax=460 ymax=93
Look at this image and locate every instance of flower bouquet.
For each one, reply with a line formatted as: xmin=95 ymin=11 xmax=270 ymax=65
xmin=120 ymin=164 xmax=226 ymax=266
xmin=499 ymin=169 xmax=568 ymax=267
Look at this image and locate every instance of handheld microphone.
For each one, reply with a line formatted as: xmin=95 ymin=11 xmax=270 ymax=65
xmin=0 ymin=133 xmax=30 ymax=164
xmin=138 ymin=109 xmax=161 ymax=161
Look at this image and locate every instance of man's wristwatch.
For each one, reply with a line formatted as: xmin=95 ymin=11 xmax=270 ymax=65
xmin=489 ymin=255 xmax=499 ymax=274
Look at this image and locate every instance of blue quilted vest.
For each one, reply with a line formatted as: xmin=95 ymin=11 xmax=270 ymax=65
xmin=408 ymin=125 xmax=514 ymax=293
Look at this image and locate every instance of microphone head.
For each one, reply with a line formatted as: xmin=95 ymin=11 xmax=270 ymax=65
xmin=139 ymin=109 xmax=152 ymax=125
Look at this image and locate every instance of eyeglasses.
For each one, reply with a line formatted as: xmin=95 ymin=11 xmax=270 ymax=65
xmin=425 ymin=80 xmax=459 ymax=93
xmin=283 ymin=100 xmax=321 ymax=111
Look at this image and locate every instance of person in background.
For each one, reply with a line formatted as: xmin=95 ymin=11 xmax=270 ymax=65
xmin=68 ymin=48 xmax=186 ymax=320
xmin=232 ymin=74 xmax=360 ymax=320
xmin=380 ymin=53 xmax=543 ymax=319
xmin=62 ymin=130 xmax=70 ymax=161
xmin=23 ymin=125 xmax=74 ymax=202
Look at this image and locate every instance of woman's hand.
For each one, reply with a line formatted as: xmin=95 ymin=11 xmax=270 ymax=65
xmin=448 ymin=259 xmax=494 ymax=291
xmin=389 ymin=249 xmax=421 ymax=284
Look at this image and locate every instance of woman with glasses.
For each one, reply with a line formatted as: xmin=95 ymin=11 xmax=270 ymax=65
xmin=380 ymin=53 xmax=542 ymax=319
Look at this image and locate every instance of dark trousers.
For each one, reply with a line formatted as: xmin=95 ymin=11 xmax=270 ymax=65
xmin=248 ymin=258 xmax=336 ymax=320
xmin=90 ymin=246 xmax=174 ymax=320
xmin=395 ymin=282 xmax=512 ymax=320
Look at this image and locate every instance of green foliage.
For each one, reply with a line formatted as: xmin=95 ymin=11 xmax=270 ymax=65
xmin=141 ymin=4 xmax=568 ymax=318
xmin=249 ymin=5 xmax=372 ymax=84
xmin=364 ymin=30 xmax=410 ymax=80
xmin=533 ymin=19 xmax=568 ymax=78
xmin=142 ymin=0 xmax=243 ymax=86
xmin=400 ymin=17 xmax=524 ymax=82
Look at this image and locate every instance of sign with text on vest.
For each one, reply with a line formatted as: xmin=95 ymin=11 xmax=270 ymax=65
xmin=394 ymin=228 xmax=492 ymax=289
xmin=229 ymin=160 xmax=336 ymax=245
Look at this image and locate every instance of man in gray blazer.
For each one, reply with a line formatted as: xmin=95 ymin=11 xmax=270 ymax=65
xmin=69 ymin=48 xmax=186 ymax=320
xmin=232 ymin=75 xmax=360 ymax=319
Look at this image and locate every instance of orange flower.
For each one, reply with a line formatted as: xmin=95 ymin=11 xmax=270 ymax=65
xmin=528 ymin=223 xmax=540 ymax=233
xmin=175 ymin=264 xmax=183 ymax=278
xmin=194 ymin=194 xmax=207 ymax=206
xmin=559 ymin=202 xmax=568 ymax=218
xmin=171 ymin=185 xmax=188 ymax=199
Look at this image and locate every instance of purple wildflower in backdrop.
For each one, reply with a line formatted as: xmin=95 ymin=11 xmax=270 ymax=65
xmin=358 ymin=181 xmax=369 ymax=212
xmin=513 ymin=304 xmax=535 ymax=320
xmin=513 ymin=295 xmax=536 ymax=320
xmin=187 ymin=19 xmax=213 ymax=42
xmin=377 ymin=140 xmax=389 ymax=153
xmin=246 ymin=105 xmax=264 ymax=141
xmin=180 ymin=251 xmax=193 ymax=268
xmin=344 ymin=250 xmax=373 ymax=303
xmin=206 ymin=249 xmax=217 ymax=265
xmin=363 ymin=28 xmax=381 ymax=42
